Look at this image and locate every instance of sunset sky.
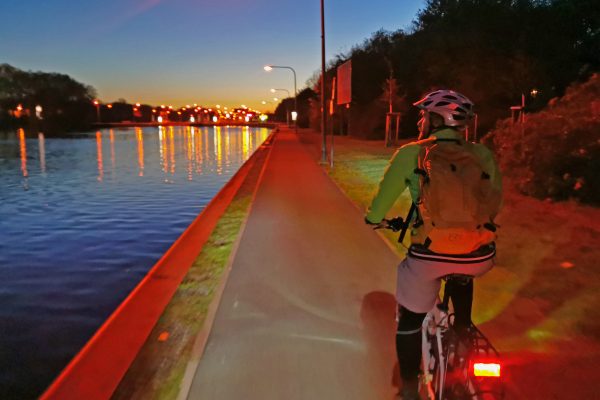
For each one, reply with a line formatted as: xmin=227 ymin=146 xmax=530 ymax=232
xmin=1 ymin=0 xmax=423 ymax=111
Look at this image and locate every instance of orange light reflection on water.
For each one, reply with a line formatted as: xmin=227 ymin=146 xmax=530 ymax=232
xmin=214 ymin=127 xmax=223 ymax=175
xmin=225 ymin=126 xmax=231 ymax=168
xmin=169 ymin=127 xmax=175 ymax=174
xmin=109 ymin=129 xmax=116 ymax=170
xmin=194 ymin=127 xmax=203 ymax=174
xmin=135 ymin=127 xmax=144 ymax=176
xmin=96 ymin=131 xmax=104 ymax=182
xmin=186 ymin=127 xmax=193 ymax=181
xmin=242 ymin=126 xmax=250 ymax=160
xmin=18 ymin=129 xmax=28 ymax=177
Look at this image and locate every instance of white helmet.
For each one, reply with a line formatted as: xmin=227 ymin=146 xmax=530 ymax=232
xmin=413 ymin=90 xmax=474 ymax=127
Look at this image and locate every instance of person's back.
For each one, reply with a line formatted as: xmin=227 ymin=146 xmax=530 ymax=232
xmin=364 ymin=90 xmax=502 ymax=400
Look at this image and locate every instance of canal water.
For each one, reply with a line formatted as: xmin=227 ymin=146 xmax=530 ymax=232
xmin=0 ymin=125 xmax=270 ymax=399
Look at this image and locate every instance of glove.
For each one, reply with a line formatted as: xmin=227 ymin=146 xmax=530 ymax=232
xmin=387 ymin=217 xmax=404 ymax=232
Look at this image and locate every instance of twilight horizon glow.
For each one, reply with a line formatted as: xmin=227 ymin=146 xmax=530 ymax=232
xmin=0 ymin=0 xmax=423 ymax=111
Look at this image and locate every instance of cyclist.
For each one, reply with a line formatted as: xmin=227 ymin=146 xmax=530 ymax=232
xmin=364 ymin=90 xmax=502 ymax=400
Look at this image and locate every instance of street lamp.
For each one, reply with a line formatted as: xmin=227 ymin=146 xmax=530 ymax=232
xmin=264 ymin=64 xmax=298 ymax=133
xmin=271 ymin=88 xmax=291 ymax=126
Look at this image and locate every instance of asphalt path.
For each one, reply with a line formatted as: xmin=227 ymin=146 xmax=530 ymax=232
xmin=186 ymin=128 xmax=402 ymax=399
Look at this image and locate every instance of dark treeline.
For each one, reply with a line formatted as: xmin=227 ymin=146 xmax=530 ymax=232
xmin=278 ymin=0 xmax=599 ymax=138
xmin=0 ymin=64 xmax=262 ymax=135
xmin=0 ymin=63 xmax=97 ymax=133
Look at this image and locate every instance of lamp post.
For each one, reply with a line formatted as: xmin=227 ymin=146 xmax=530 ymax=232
xmin=320 ymin=0 xmax=327 ymax=164
xmin=271 ymin=88 xmax=291 ymax=126
xmin=264 ymin=65 xmax=297 ymax=133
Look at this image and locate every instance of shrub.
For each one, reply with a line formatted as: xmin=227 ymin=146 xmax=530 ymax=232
xmin=485 ymin=74 xmax=600 ymax=205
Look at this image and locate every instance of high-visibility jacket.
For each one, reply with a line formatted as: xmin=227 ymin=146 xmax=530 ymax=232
xmin=365 ymin=128 xmax=502 ymax=248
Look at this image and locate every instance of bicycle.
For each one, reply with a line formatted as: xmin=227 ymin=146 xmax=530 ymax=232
xmin=374 ymin=217 xmax=505 ymax=400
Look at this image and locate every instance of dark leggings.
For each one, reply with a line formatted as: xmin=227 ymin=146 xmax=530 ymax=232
xmin=396 ymin=279 xmax=473 ymax=381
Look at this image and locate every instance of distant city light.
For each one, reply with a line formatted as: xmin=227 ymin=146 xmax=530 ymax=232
xmin=245 ymin=116 xmax=250 ymax=122
xmin=107 ymin=104 xmax=113 ymax=109
xmin=264 ymin=65 xmax=273 ymax=72
xmin=135 ymin=103 xmax=141 ymax=107
xmin=216 ymin=104 xmax=221 ymax=109
xmin=157 ymin=116 xmax=163 ymax=123
xmin=291 ymin=111 xmax=298 ymax=121
xmin=190 ymin=116 xmax=195 ymax=123
xmin=212 ymin=116 xmax=218 ymax=123
xmin=259 ymin=114 xmax=268 ymax=122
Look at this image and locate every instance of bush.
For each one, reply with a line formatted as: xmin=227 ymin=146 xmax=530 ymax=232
xmin=484 ymin=74 xmax=600 ymax=205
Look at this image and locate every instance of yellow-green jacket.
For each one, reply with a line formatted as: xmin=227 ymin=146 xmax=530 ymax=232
xmin=365 ymin=128 xmax=502 ymax=248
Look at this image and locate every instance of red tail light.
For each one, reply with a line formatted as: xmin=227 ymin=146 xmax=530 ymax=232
xmin=472 ymin=362 xmax=501 ymax=377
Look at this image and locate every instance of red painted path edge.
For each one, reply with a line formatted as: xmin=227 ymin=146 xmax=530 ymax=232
xmin=41 ymin=132 xmax=276 ymax=400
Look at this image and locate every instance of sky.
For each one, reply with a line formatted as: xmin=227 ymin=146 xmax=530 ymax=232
xmin=0 ymin=0 xmax=424 ymax=111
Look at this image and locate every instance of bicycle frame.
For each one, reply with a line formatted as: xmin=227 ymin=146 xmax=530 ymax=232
xmin=421 ymin=285 xmax=504 ymax=400
xmin=422 ymin=302 xmax=450 ymax=400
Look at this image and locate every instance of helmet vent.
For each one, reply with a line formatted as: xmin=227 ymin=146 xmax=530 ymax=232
xmin=443 ymin=95 xmax=458 ymax=100
xmin=423 ymin=100 xmax=434 ymax=106
xmin=435 ymin=101 xmax=451 ymax=106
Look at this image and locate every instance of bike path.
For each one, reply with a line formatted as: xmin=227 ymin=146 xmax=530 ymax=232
xmin=186 ymin=128 xmax=401 ymax=399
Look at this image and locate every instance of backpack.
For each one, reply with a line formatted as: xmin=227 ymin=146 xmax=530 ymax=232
xmin=414 ymin=138 xmax=501 ymax=254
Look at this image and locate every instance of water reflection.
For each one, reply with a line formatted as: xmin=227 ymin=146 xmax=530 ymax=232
xmin=135 ymin=127 xmax=144 ymax=177
xmin=186 ymin=127 xmax=193 ymax=181
xmin=6 ymin=126 xmax=270 ymax=184
xmin=18 ymin=128 xmax=28 ymax=177
xmin=96 ymin=131 xmax=103 ymax=182
xmin=214 ymin=127 xmax=223 ymax=174
xmin=242 ymin=126 xmax=250 ymax=161
xmin=38 ymin=133 xmax=46 ymax=174
xmin=109 ymin=129 xmax=116 ymax=171
xmin=169 ymin=127 xmax=176 ymax=175
xmin=158 ymin=126 xmax=167 ymax=173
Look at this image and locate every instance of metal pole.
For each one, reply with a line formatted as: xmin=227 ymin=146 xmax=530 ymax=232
xmin=292 ymin=69 xmax=298 ymax=134
xmin=320 ymin=0 xmax=327 ymax=163
xmin=268 ymin=69 xmax=297 ymax=132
